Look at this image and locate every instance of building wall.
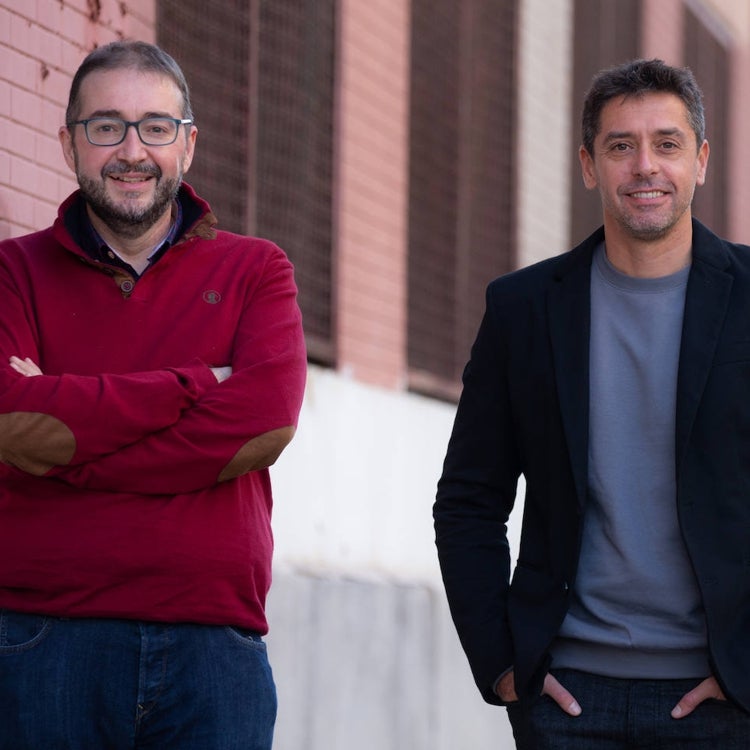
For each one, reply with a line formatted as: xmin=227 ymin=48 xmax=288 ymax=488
xmin=3 ymin=2 xmax=750 ymax=749
xmin=267 ymin=366 xmax=518 ymax=749
xmin=0 ymin=0 xmax=155 ymax=240
xmin=336 ymin=0 xmax=410 ymax=389
xmin=516 ymin=0 xmax=574 ymax=267
xmin=641 ymin=0 xmax=750 ymax=242
xmin=705 ymin=0 xmax=750 ymax=241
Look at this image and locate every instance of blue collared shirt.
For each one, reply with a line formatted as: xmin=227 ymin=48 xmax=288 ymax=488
xmin=67 ymin=194 xmax=185 ymax=279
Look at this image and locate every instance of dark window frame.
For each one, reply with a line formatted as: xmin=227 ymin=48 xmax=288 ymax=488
xmin=158 ymin=0 xmax=337 ymax=365
xmin=407 ymin=0 xmax=518 ymax=401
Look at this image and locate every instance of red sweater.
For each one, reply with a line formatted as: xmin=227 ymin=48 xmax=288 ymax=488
xmin=0 ymin=184 xmax=306 ymax=632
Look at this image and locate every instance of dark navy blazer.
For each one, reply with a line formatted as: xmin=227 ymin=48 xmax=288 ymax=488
xmin=434 ymin=219 xmax=750 ymax=711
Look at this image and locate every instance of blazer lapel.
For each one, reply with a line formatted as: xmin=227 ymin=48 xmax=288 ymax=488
xmin=544 ymin=221 xmax=731 ymax=506
xmin=547 ymin=235 xmax=598 ymax=509
xmin=676 ymin=222 xmax=733 ymax=472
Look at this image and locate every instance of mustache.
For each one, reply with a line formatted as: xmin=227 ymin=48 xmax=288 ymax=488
xmin=621 ymin=181 xmax=671 ymax=192
xmin=102 ymin=163 xmax=161 ymax=179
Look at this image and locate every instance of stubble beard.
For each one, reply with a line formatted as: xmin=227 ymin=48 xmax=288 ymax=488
xmin=609 ymin=186 xmax=695 ymax=243
xmin=617 ymin=211 xmax=677 ymax=242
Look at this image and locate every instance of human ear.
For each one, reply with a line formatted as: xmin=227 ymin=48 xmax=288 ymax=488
xmin=579 ymin=145 xmax=598 ymax=190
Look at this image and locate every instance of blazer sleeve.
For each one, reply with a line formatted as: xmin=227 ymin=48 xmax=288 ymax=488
xmin=433 ymin=284 xmax=523 ymax=705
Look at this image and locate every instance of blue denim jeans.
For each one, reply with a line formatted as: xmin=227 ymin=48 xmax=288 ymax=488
xmin=0 ymin=611 xmax=276 ymax=750
xmin=507 ymin=668 xmax=750 ymax=749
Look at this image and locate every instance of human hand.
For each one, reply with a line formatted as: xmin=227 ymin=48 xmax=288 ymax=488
xmin=671 ymin=676 xmax=726 ymax=718
xmin=9 ymin=356 xmax=43 ymax=377
xmin=496 ymin=670 xmax=581 ymax=716
xmin=496 ymin=669 xmax=519 ymax=702
xmin=543 ymin=672 xmax=582 ymax=716
xmin=210 ymin=365 xmax=233 ymax=383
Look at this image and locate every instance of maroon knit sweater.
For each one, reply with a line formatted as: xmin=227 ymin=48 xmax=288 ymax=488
xmin=0 ymin=184 xmax=307 ymax=632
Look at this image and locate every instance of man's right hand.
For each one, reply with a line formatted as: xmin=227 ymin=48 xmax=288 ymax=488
xmin=497 ymin=670 xmax=582 ymax=716
xmin=9 ymin=356 xmax=42 ymax=377
xmin=543 ymin=672 xmax=582 ymax=715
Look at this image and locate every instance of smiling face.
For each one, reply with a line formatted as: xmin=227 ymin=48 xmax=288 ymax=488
xmin=59 ymin=67 xmax=197 ymax=240
xmin=580 ymin=92 xmax=709 ymax=246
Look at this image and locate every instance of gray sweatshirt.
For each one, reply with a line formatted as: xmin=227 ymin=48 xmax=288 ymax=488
xmin=551 ymin=244 xmax=709 ymax=679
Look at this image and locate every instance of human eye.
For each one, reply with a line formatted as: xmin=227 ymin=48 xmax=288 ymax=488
xmin=608 ymin=141 xmax=631 ymax=154
xmin=141 ymin=118 xmax=175 ymax=140
xmin=659 ymin=140 xmax=679 ymax=151
xmin=91 ymin=118 xmax=123 ymax=136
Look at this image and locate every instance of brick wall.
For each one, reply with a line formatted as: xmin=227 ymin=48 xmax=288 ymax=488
xmin=0 ymin=0 xmax=155 ymax=239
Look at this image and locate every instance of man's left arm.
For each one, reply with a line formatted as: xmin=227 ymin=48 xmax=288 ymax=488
xmin=46 ymin=251 xmax=307 ymax=494
xmin=434 ymin=290 xmax=522 ymax=706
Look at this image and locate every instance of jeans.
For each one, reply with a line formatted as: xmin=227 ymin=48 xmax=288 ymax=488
xmin=507 ymin=668 xmax=750 ymax=750
xmin=0 ymin=611 xmax=277 ymax=750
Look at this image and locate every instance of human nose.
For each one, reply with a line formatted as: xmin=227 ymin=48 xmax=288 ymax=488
xmin=632 ymin=146 xmax=658 ymax=176
xmin=114 ymin=123 xmax=148 ymax=160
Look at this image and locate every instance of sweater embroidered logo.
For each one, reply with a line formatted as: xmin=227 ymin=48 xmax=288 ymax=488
xmin=203 ymin=290 xmax=222 ymax=304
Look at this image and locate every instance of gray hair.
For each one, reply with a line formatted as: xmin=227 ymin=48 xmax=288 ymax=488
xmin=66 ymin=40 xmax=193 ymax=124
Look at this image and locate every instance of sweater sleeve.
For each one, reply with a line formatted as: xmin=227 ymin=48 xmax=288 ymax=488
xmin=0 ymin=365 xmax=218 ymax=475
xmin=0 ymin=261 xmax=217 ymax=475
xmin=47 ymin=249 xmax=307 ymax=494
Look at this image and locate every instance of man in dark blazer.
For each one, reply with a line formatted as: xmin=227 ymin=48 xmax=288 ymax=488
xmin=434 ymin=58 xmax=750 ymax=749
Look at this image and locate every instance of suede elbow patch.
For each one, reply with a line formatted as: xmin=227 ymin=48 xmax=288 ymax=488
xmin=218 ymin=426 xmax=296 ymax=481
xmin=0 ymin=412 xmax=76 ymax=475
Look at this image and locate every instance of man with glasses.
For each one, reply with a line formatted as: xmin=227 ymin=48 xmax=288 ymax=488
xmin=71 ymin=115 xmax=195 ymax=148
xmin=0 ymin=40 xmax=306 ymax=749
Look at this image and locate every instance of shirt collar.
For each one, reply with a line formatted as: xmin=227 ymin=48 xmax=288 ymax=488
xmin=72 ymin=196 xmax=184 ymax=277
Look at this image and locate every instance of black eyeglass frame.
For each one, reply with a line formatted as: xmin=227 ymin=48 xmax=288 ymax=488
xmin=67 ymin=117 xmax=194 ymax=147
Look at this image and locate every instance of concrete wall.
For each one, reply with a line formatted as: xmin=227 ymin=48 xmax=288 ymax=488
xmin=268 ymin=571 xmax=512 ymax=750
xmin=267 ymin=366 xmax=522 ymax=749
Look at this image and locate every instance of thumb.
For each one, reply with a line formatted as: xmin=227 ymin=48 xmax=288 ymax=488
xmin=543 ymin=673 xmax=582 ymax=716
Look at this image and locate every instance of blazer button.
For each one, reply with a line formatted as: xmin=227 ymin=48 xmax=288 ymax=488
xmin=121 ymin=279 xmax=134 ymax=293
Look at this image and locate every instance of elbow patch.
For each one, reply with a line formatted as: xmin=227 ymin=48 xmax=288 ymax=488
xmin=218 ymin=426 xmax=296 ymax=481
xmin=0 ymin=412 xmax=76 ymax=475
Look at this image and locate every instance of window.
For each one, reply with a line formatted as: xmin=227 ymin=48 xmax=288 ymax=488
xmin=407 ymin=0 xmax=517 ymax=399
xmin=254 ymin=2 xmax=336 ymax=362
xmin=569 ymin=0 xmax=641 ymax=245
xmin=159 ymin=0 xmax=336 ymax=363
xmin=158 ymin=0 xmax=251 ymax=233
xmin=684 ymin=6 xmax=728 ymax=236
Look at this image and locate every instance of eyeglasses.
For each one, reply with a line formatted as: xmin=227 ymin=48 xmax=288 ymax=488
xmin=67 ymin=117 xmax=193 ymax=146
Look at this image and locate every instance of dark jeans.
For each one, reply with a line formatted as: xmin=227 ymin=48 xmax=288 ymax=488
xmin=507 ymin=668 xmax=750 ymax=749
xmin=0 ymin=611 xmax=277 ymax=750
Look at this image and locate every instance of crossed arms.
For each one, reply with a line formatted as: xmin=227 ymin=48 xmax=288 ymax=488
xmin=0 ymin=246 xmax=306 ymax=493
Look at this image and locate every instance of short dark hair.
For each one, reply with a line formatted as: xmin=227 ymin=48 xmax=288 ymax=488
xmin=581 ymin=58 xmax=705 ymax=156
xmin=66 ymin=40 xmax=193 ymax=124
